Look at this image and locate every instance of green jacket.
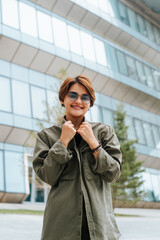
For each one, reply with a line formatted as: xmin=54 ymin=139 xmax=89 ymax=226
xmin=33 ymin=117 xmax=122 ymax=240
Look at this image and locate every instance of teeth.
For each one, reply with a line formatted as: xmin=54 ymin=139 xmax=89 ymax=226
xmin=72 ymin=106 xmax=81 ymax=109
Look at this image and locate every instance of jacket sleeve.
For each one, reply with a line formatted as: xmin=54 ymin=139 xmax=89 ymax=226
xmin=32 ymin=131 xmax=73 ymax=186
xmin=92 ymin=125 xmax=122 ymax=183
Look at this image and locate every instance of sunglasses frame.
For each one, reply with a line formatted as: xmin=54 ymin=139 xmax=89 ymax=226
xmin=68 ymin=91 xmax=92 ymax=104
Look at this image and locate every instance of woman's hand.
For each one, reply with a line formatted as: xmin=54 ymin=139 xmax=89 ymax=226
xmin=60 ymin=121 xmax=76 ymax=148
xmin=77 ymin=122 xmax=99 ymax=149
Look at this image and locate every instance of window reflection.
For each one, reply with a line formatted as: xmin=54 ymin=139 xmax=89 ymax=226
xmin=153 ymin=25 xmax=160 ymax=46
xmin=37 ymin=11 xmax=53 ymax=42
xmin=143 ymin=122 xmax=155 ymax=147
xmin=2 ymin=0 xmax=19 ymax=29
xmin=0 ymin=77 xmax=12 ymax=112
xmin=135 ymin=60 xmax=146 ymax=85
xmin=68 ymin=26 xmax=82 ymax=55
xmin=47 ymin=90 xmax=59 ymax=123
xmin=94 ymin=38 xmax=107 ymax=66
xmin=105 ymin=45 xmax=119 ymax=72
xmin=150 ymin=174 xmax=160 ymax=201
xmin=90 ymin=105 xmax=102 ymax=122
xmin=143 ymin=65 xmax=155 ymax=89
xmin=12 ymin=80 xmax=31 ymax=117
xmin=31 ymin=86 xmax=47 ymax=120
xmin=125 ymin=116 xmax=137 ymax=140
xmin=0 ymin=151 xmax=4 ymax=191
xmin=80 ymin=31 xmax=96 ymax=62
xmin=126 ymin=56 xmax=138 ymax=81
xmin=19 ymin=2 xmax=37 ymax=37
xmin=118 ymin=1 xmax=129 ymax=25
xmin=134 ymin=119 xmax=146 ymax=145
xmin=116 ymin=50 xmax=128 ymax=76
xmin=102 ymin=108 xmax=113 ymax=126
xmin=142 ymin=172 xmax=155 ymax=201
xmin=127 ymin=8 xmax=138 ymax=31
xmin=5 ymin=151 xmax=25 ymax=193
xmin=152 ymin=125 xmax=160 ymax=149
xmin=152 ymin=70 xmax=160 ymax=91
xmin=52 ymin=17 xmax=69 ymax=50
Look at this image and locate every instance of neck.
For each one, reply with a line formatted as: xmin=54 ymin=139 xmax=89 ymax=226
xmin=65 ymin=115 xmax=84 ymax=129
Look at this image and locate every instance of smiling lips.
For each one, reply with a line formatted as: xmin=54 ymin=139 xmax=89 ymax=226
xmin=71 ymin=105 xmax=83 ymax=110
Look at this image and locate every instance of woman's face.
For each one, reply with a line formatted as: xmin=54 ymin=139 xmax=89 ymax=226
xmin=61 ymin=83 xmax=91 ymax=120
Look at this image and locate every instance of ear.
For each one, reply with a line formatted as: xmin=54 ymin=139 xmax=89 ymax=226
xmin=60 ymin=101 xmax=65 ymax=107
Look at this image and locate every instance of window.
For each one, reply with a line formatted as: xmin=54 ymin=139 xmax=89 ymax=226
xmin=116 ymin=50 xmax=128 ymax=76
xmin=37 ymin=11 xmax=53 ymax=42
xmin=102 ymin=108 xmax=113 ymax=126
xmin=99 ymin=0 xmax=109 ymax=13
xmin=85 ymin=110 xmax=92 ymax=121
xmin=0 ymin=151 xmax=4 ymax=191
xmin=145 ymin=21 xmax=155 ymax=43
xmin=125 ymin=116 xmax=137 ymax=140
xmin=80 ymin=31 xmax=96 ymax=62
xmin=31 ymin=86 xmax=47 ymax=120
xmin=143 ymin=122 xmax=155 ymax=147
xmin=68 ymin=26 xmax=82 ymax=55
xmin=19 ymin=2 xmax=37 ymax=37
xmin=118 ymin=1 xmax=129 ymax=25
xmin=135 ymin=60 xmax=146 ymax=85
xmin=134 ymin=119 xmax=146 ymax=145
xmin=47 ymin=90 xmax=59 ymax=123
xmin=12 ymin=80 xmax=31 ymax=117
xmin=94 ymin=38 xmax=107 ymax=66
xmin=126 ymin=55 xmax=138 ymax=81
xmin=5 ymin=151 xmax=25 ymax=193
xmin=109 ymin=0 xmax=119 ymax=18
xmin=90 ymin=105 xmax=102 ymax=122
xmin=127 ymin=8 xmax=138 ymax=31
xmin=2 ymin=0 xmax=19 ymax=29
xmin=150 ymin=174 xmax=160 ymax=201
xmin=143 ymin=65 xmax=155 ymax=89
xmin=152 ymin=69 xmax=160 ymax=91
xmin=87 ymin=0 xmax=98 ymax=7
xmin=52 ymin=17 xmax=69 ymax=50
xmin=141 ymin=172 xmax=154 ymax=201
xmin=153 ymin=25 xmax=160 ymax=46
xmin=106 ymin=45 xmax=119 ymax=72
xmin=151 ymin=125 xmax=160 ymax=149
xmin=0 ymin=77 xmax=12 ymax=112
xmin=137 ymin=14 xmax=148 ymax=37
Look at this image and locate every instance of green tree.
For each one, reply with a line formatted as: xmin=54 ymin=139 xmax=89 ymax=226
xmin=112 ymin=104 xmax=145 ymax=207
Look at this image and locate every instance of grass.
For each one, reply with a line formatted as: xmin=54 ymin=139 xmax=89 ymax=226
xmin=115 ymin=213 xmax=140 ymax=217
xmin=0 ymin=209 xmax=140 ymax=217
xmin=0 ymin=209 xmax=44 ymax=215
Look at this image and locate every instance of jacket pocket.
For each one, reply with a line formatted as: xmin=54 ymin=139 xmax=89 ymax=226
xmin=60 ymin=159 xmax=77 ymax=181
xmin=82 ymin=151 xmax=97 ymax=181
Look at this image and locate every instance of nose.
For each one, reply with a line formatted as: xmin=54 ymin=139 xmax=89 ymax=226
xmin=75 ymin=96 xmax=82 ymax=104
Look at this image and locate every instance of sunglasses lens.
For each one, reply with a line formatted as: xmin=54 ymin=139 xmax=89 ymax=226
xmin=81 ymin=94 xmax=90 ymax=104
xmin=68 ymin=92 xmax=78 ymax=101
xmin=68 ymin=92 xmax=91 ymax=104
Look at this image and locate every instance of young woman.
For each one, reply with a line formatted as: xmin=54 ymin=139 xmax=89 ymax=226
xmin=33 ymin=75 xmax=122 ymax=240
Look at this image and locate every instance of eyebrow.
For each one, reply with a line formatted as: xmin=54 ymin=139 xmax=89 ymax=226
xmin=69 ymin=91 xmax=89 ymax=95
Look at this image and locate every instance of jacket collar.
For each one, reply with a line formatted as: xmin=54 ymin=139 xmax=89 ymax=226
xmin=61 ymin=115 xmax=87 ymax=126
xmin=61 ymin=115 xmax=90 ymax=152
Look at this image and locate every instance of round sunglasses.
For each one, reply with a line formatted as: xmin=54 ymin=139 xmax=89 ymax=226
xmin=68 ymin=91 xmax=91 ymax=104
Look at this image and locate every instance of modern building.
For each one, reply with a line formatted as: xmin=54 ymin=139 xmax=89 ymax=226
xmin=0 ymin=0 xmax=160 ymax=206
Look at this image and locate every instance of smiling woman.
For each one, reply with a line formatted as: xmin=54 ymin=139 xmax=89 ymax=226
xmin=33 ymin=75 xmax=122 ymax=240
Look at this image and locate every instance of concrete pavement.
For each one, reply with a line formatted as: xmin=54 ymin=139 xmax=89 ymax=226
xmin=0 ymin=203 xmax=160 ymax=240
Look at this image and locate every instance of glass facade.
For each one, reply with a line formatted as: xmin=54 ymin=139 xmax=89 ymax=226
xmin=0 ymin=0 xmax=160 ymax=204
xmin=0 ymin=59 xmax=160 ymax=149
xmin=72 ymin=0 xmax=160 ymax=46
xmin=142 ymin=169 xmax=160 ymax=202
xmin=1 ymin=0 xmax=160 ymax=93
